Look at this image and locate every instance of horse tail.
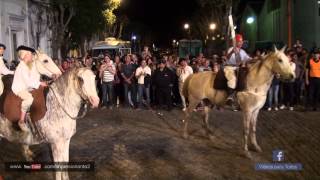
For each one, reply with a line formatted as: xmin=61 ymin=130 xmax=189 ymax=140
xmin=182 ymin=75 xmax=192 ymax=98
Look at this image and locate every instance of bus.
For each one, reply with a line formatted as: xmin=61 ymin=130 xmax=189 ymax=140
xmin=91 ymin=37 xmax=131 ymax=59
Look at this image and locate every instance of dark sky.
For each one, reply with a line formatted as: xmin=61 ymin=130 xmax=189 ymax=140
xmin=122 ymin=0 xmax=199 ymax=47
xmin=121 ymin=0 xmax=262 ymax=47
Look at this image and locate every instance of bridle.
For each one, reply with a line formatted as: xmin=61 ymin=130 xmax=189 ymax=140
xmin=48 ymin=69 xmax=90 ymax=120
xmin=33 ymin=52 xmax=58 ymax=77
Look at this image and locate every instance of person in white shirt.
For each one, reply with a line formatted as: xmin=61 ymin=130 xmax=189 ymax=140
xmin=135 ymin=59 xmax=151 ymax=108
xmin=225 ymin=34 xmax=252 ymax=111
xmin=176 ymin=58 xmax=193 ymax=111
xmin=226 ymin=34 xmax=251 ymax=66
xmin=0 ymin=43 xmax=14 ymax=95
xmin=12 ymin=46 xmax=47 ymax=132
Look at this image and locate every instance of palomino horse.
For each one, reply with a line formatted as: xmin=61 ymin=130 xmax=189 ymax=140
xmin=0 ymin=67 xmax=99 ymax=180
xmin=182 ymin=47 xmax=295 ymax=158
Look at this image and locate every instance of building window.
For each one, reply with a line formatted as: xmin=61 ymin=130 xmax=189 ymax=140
xmin=12 ymin=32 xmax=18 ymax=60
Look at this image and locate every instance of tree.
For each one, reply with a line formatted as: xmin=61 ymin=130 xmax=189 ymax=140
xmin=103 ymin=0 xmax=121 ymax=37
xmin=47 ymin=0 xmax=76 ymax=59
xmin=68 ymin=0 xmax=106 ymax=56
xmin=28 ymin=0 xmax=50 ymax=49
xmin=192 ymin=0 xmax=239 ymax=41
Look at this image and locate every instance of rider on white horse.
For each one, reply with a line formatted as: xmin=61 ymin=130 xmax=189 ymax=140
xmin=11 ymin=46 xmax=48 ymax=132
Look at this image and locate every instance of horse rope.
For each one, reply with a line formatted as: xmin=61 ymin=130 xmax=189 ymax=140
xmin=49 ymin=86 xmax=88 ymax=120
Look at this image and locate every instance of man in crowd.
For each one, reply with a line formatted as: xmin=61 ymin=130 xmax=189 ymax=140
xmin=305 ymin=49 xmax=320 ymax=111
xmin=141 ymin=46 xmax=152 ymax=60
xmin=135 ymin=59 xmax=151 ymax=109
xmin=176 ymin=58 xmax=193 ymax=111
xmin=121 ymin=54 xmax=137 ymax=108
xmin=153 ymin=60 xmax=175 ymax=111
xmin=99 ymin=54 xmax=116 ymax=109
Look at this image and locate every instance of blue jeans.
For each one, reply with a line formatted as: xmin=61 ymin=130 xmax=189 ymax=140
xmin=123 ymin=83 xmax=137 ymax=107
xmin=101 ymin=81 xmax=114 ymax=107
xmin=138 ymin=84 xmax=150 ymax=107
xmin=268 ymin=84 xmax=279 ymax=108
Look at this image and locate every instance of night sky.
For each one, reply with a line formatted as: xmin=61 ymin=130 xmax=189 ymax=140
xmin=121 ymin=0 xmax=257 ymax=47
xmin=122 ymin=0 xmax=199 ymax=47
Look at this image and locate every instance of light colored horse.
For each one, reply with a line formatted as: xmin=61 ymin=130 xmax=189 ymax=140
xmin=0 ymin=50 xmax=62 ymax=95
xmin=33 ymin=50 xmax=62 ymax=78
xmin=182 ymin=47 xmax=295 ymax=158
xmin=0 ymin=67 xmax=99 ymax=180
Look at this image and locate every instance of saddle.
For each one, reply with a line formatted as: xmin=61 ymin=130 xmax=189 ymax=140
xmin=0 ymin=75 xmax=48 ymax=123
xmin=214 ymin=67 xmax=249 ymax=92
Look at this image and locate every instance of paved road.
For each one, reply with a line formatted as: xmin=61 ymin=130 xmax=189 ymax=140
xmin=0 ymin=107 xmax=319 ymax=179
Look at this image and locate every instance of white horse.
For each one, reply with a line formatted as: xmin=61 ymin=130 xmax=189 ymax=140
xmin=0 ymin=50 xmax=62 ymax=95
xmin=182 ymin=46 xmax=295 ymax=158
xmin=0 ymin=67 xmax=99 ymax=180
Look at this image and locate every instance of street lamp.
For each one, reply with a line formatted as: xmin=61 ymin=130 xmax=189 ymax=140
xmin=183 ymin=23 xmax=191 ymax=56
xmin=184 ymin=23 xmax=190 ymax=30
xmin=246 ymin=17 xmax=254 ymax=24
xmin=209 ymin=23 xmax=216 ymax=30
xmin=132 ymin=35 xmax=137 ymax=53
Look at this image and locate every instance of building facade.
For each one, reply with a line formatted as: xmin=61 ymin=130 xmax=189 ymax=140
xmin=0 ymin=0 xmax=51 ymax=63
xmin=241 ymin=0 xmax=320 ymax=51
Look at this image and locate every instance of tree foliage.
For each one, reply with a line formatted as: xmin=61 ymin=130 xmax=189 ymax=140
xmin=45 ymin=0 xmax=123 ymax=58
xmin=192 ymin=0 xmax=239 ymax=41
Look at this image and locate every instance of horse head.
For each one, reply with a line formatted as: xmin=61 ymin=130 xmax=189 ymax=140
xmin=73 ymin=67 xmax=100 ymax=108
xmin=33 ymin=50 xmax=62 ymax=79
xmin=268 ymin=45 xmax=295 ymax=81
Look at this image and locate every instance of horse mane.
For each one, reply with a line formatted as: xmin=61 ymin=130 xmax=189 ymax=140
xmin=248 ymin=52 xmax=276 ymax=74
xmin=51 ymin=67 xmax=79 ymax=96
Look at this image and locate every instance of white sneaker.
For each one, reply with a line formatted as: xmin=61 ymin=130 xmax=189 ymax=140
xmin=289 ymin=107 xmax=294 ymax=111
xmin=274 ymin=107 xmax=279 ymax=111
xmin=280 ymin=105 xmax=286 ymax=110
xmin=267 ymin=107 xmax=272 ymax=111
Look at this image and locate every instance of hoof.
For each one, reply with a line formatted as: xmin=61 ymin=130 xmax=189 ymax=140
xmin=244 ymin=151 xmax=253 ymax=159
xmin=182 ymin=133 xmax=189 ymax=139
xmin=208 ymin=134 xmax=215 ymax=141
xmin=254 ymin=145 xmax=263 ymax=153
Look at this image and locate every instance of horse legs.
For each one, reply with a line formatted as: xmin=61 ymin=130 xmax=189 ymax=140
xmin=202 ymin=106 xmax=214 ymax=140
xmin=22 ymin=145 xmax=34 ymax=161
xmin=250 ymin=110 xmax=262 ymax=152
xmin=182 ymin=97 xmax=199 ymax=139
xmin=51 ymin=139 xmax=71 ymax=180
xmin=242 ymin=111 xmax=252 ymax=159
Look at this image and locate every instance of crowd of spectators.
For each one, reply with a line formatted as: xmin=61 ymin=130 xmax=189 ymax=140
xmin=54 ymin=41 xmax=320 ymax=112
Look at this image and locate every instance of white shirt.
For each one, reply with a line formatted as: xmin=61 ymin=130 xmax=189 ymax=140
xmin=12 ymin=60 xmax=41 ymax=94
xmin=135 ymin=66 xmax=151 ymax=84
xmin=0 ymin=56 xmax=14 ymax=75
xmin=176 ymin=65 xmax=193 ymax=83
xmin=226 ymin=47 xmax=251 ymax=66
